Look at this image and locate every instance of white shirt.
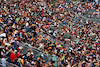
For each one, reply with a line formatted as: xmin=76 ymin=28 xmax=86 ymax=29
xmin=67 ymin=65 xmax=71 ymax=67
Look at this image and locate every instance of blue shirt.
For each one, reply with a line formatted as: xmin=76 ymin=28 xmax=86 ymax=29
xmin=1 ymin=58 xmax=6 ymax=67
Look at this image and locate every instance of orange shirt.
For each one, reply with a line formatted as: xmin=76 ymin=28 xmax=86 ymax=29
xmin=0 ymin=18 xmax=2 ymax=22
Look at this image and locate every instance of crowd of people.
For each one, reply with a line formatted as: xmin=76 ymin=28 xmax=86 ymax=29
xmin=86 ymin=7 xmax=100 ymax=19
xmin=0 ymin=0 xmax=100 ymax=67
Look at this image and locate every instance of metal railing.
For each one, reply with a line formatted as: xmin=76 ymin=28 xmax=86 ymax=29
xmin=80 ymin=15 xmax=100 ymax=21
xmin=0 ymin=60 xmax=19 ymax=67
xmin=20 ymin=42 xmax=59 ymax=67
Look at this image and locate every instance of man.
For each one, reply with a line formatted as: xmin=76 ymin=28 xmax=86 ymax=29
xmin=10 ymin=48 xmax=17 ymax=63
xmin=66 ymin=62 xmax=71 ymax=67
xmin=14 ymin=38 xmax=18 ymax=50
xmin=95 ymin=0 xmax=98 ymax=4
xmin=0 ymin=41 xmax=1 ymax=58
xmin=1 ymin=56 xmax=7 ymax=67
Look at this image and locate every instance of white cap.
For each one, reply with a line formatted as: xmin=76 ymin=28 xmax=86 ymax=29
xmin=19 ymin=46 xmax=23 ymax=49
xmin=14 ymin=50 xmax=17 ymax=53
xmin=31 ymin=52 xmax=34 ymax=55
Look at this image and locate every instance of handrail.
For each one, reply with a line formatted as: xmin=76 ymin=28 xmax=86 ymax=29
xmin=6 ymin=61 xmax=19 ymax=67
xmin=65 ymin=6 xmax=100 ymax=22
xmin=20 ymin=42 xmax=55 ymax=63
xmin=0 ymin=59 xmax=19 ymax=67
xmin=80 ymin=15 xmax=100 ymax=21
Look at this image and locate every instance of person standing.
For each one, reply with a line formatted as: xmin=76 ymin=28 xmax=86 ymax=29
xmin=0 ymin=41 xmax=1 ymax=58
xmin=1 ymin=56 xmax=7 ymax=67
xmin=95 ymin=0 xmax=98 ymax=4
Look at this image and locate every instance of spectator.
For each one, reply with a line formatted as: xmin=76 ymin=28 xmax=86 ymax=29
xmin=1 ymin=56 xmax=7 ymax=67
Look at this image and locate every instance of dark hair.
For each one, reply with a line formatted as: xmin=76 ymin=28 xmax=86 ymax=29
xmin=11 ymin=48 xmax=14 ymax=51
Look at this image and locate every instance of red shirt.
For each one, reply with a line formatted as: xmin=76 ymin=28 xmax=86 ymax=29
xmin=74 ymin=31 xmax=77 ymax=35
xmin=16 ymin=52 xmax=20 ymax=57
xmin=10 ymin=53 xmax=17 ymax=62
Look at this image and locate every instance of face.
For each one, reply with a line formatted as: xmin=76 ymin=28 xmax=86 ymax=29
xmin=9 ymin=48 xmax=13 ymax=53
xmin=6 ymin=47 xmax=8 ymax=50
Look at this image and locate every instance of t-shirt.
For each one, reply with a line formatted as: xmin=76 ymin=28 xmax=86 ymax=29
xmin=10 ymin=53 xmax=17 ymax=62
xmin=1 ymin=58 xmax=6 ymax=67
